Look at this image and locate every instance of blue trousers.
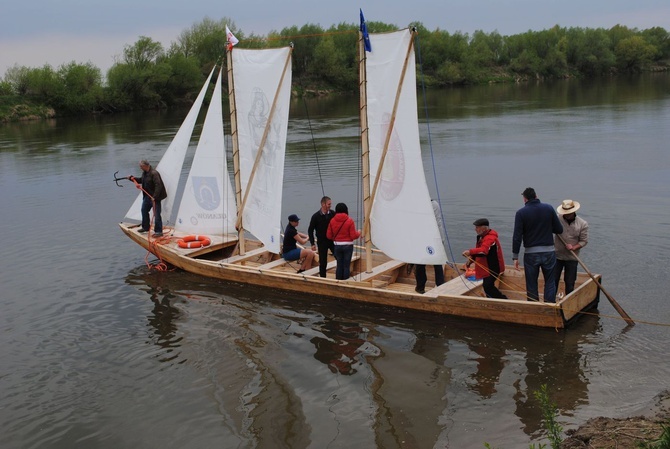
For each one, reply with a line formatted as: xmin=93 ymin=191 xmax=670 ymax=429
xmin=334 ymin=244 xmax=354 ymax=280
xmin=523 ymin=251 xmax=557 ymax=303
xmin=141 ymin=196 xmax=162 ymax=233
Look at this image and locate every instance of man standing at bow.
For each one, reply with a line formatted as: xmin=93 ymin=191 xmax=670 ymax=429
xmin=554 ymin=199 xmax=589 ymax=295
xmin=129 ymin=159 xmax=167 ymax=237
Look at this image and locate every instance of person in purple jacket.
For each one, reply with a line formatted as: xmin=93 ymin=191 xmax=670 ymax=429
xmin=512 ymin=187 xmax=564 ymax=303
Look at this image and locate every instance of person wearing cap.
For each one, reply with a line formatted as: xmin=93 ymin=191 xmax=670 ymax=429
xmin=282 ymin=214 xmax=316 ymax=273
xmin=308 ymin=196 xmax=336 ymax=278
xmin=462 ymin=218 xmax=508 ymax=299
xmin=554 ymin=199 xmax=589 ymax=295
xmin=326 ymin=203 xmax=361 ymax=280
xmin=512 ymin=187 xmax=564 ymax=303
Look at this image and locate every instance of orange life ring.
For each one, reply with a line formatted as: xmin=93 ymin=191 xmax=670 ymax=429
xmin=177 ymin=235 xmax=211 ymax=249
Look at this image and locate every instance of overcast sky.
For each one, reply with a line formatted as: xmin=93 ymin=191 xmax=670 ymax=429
xmin=2 ymin=0 xmax=669 ymax=78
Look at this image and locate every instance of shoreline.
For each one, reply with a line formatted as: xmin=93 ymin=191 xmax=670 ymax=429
xmin=561 ymin=390 xmax=670 ymax=448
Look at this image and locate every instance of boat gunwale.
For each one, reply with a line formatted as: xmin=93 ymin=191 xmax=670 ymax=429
xmin=119 ymin=222 xmax=601 ymax=328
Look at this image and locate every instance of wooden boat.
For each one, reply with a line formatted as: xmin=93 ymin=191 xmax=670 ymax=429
xmin=119 ymin=27 xmax=601 ymax=329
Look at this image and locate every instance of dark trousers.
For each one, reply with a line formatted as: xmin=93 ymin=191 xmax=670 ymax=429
xmin=317 ymin=241 xmax=334 ymax=278
xmin=483 ymin=274 xmax=507 ymax=299
xmin=554 ymin=259 xmax=578 ymax=294
xmin=334 ymin=244 xmax=354 ymax=280
xmin=141 ymin=197 xmax=162 ymax=233
xmin=415 ymin=265 xmax=445 ymax=290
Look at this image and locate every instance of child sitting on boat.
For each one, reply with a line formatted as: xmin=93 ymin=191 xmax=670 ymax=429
xmin=283 ymin=214 xmax=316 ymax=273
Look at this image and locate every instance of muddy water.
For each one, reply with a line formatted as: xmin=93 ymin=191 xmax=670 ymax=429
xmin=1 ymin=74 xmax=669 ymax=448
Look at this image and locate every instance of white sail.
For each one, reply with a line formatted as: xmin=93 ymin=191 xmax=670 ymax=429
xmin=365 ymin=30 xmax=448 ymax=264
xmin=124 ymin=66 xmax=217 ymax=224
xmin=233 ymin=47 xmax=292 ymax=254
xmin=174 ymin=68 xmax=237 ymax=235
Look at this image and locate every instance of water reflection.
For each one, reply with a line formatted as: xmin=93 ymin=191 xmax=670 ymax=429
xmin=309 ymin=318 xmax=380 ymax=375
xmin=125 ymin=268 xmax=183 ymax=363
xmin=122 ymin=269 xmax=602 ymax=447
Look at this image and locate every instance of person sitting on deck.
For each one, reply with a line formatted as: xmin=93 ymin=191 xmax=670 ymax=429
xmin=283 ymin=214 xmax=316 ymax=273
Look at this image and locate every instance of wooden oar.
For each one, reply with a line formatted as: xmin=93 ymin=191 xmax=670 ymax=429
xmin=557 ymin=235 xmax=635 ymax=326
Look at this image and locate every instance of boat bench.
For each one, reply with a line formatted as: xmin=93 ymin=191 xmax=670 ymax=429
xmin=356 ymin=259 xmax=406 ymax=282
xmin=423 ymin=274 xmax=483 ymax=297
xmin=223 ymin=247 xmax=269 ymax=264
xmin=300 ymin=255 xmax=361 ymax=277
xmin=256 ymin=257 xmax=290 ymax=271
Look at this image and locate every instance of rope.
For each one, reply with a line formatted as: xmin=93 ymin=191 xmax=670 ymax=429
xmin=298 ymin=75 xmax=326 ymax=197
xmin=415 ymin=33 xmax=459 ymax=268
xmin=242 ymin=29 xmax=357 ymax=45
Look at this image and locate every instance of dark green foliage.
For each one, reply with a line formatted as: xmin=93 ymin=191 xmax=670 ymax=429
xmin=1 ymin=17 xmax=668 ymax=121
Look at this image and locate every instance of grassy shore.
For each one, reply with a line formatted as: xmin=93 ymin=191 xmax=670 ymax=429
xmin=0 ymin=96 xmax=55 ymax=122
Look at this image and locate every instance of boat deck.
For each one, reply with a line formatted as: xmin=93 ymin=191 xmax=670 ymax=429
xmin=119 ymin=222 xmax=602 ymax=328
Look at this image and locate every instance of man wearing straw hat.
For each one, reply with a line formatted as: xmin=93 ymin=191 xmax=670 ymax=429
xmin=554 ymin=199 xmax=589 ymax=295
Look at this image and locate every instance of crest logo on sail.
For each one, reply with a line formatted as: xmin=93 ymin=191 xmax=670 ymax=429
xmin=379 ymin=113 xmax=405 ymax=201
xmin=192 ymin=176 xmax=220 ymax=210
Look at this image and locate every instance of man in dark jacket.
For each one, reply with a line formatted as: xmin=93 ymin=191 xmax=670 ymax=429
xmin=512 ymin=187 xmax=563 ymax=303
xmin=308 ymin=196 xmax=335 ymax=277
xmin=129 ymin=160 xmax=167 ymax=237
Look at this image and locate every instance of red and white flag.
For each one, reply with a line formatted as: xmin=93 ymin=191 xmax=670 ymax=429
xmin=226 ymin=26 xmax=239 ymax=50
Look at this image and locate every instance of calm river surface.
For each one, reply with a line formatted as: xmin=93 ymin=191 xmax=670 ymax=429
xmin=1 ymin=74 xmax=669 ymax=449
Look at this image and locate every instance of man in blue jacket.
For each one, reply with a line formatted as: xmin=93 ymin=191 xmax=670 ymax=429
xmin=512 ymin=187 xmax=563 ymax=303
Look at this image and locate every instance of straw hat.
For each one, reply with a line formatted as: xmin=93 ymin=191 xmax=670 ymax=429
xmin=557 ymin=199 xmax=580 ymax=215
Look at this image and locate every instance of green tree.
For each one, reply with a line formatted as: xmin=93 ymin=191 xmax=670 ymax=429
xmin=25 ymin=65 xmax=63 ymax=101
xmin=154 ymin=54 xmax=202 ymax=104
xmin=641 ymin=26 xmax=670 ymax=60
xmin=3 ymin=65 xmax=31 ymax=95
xmin=123 ymin=36 xmax=164 ymax=68
xmin=56 ymin=62 xmax=103 ymax=114
xmin=312 ymin=35 xmax=348 ymax=87
xmin=615 ymin=36 xmax=656 ymax=71
xmin=107 ymin=36 xmax=169 ymax=109
xmin=174 ymin=17 xmax=236 ymax=68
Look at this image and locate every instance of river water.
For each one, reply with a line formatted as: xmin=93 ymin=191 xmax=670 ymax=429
xmin=1 ymin=74 xmax=669 ymax=448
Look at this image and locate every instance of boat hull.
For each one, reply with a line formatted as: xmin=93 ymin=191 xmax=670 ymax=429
xmin=120 ymin=223 xmax=601 ymax=329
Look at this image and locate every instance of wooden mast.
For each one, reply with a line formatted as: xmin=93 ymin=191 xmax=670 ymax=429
xmin=226 ymin=47 xmax=245 ymax=253
xmin=358 ymin=30 xmax=373 ymax=273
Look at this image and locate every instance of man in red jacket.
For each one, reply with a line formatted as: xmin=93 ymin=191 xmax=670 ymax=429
xmin=462 ymin=218 xmax=507 ymax=299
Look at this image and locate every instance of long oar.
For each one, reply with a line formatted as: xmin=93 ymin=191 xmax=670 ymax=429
xmin=557 ymin=235 xmax=634 ymax=326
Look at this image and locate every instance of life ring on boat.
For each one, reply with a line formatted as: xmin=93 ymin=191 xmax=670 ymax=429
xmin=177 ymin=235 xmax=211 ymax=249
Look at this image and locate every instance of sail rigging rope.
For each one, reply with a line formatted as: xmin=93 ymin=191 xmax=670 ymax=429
xmin=415 ymin=33 xmax=459 ymax=273
xmin=297 ymin=75 xmax=326 ymax=197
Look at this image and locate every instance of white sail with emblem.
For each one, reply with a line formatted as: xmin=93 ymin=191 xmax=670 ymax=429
xmin=365 ymin=29 xmax=447 ymax=264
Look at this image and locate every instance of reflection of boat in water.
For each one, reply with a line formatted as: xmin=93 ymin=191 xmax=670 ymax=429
xmin=119 ymin=26 xmax=601 ymax=329
xmin=126 ymin=265 xmax=600 ymax=448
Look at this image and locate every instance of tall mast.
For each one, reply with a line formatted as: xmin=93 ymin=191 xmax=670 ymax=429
xmin=226 ymin=47 xmax=245 ymax=253
xmin=358 ymin=30 xmax=373 ymax=273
